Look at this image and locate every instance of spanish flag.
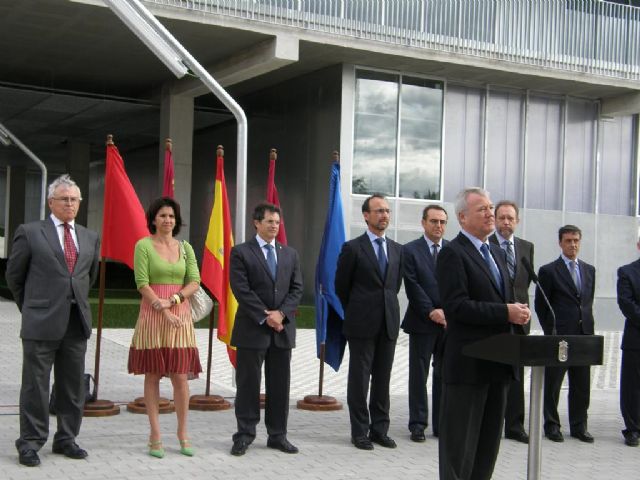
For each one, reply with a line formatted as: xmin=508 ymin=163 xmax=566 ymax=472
xmin=201 ymin=149 xmax=238 ymax=367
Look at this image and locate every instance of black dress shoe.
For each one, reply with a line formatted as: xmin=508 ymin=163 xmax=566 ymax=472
xmin=545 ymin=429 xmax=564 ymax=442
xmin=230 ymin=440 xmax=249 ymax=456
xmin=570 ymin=431 xmax=594 ymax=443
xmin=351 ymin=436 xmax=374 ymax=450
xmin=410 ymin=429 xmax=426 ymax=442
xmin=624 ymin=431 xmax=639 ymax=447
xmin=505 ymin=431 xmax=530 ymax=444
xmin=52 ymin=442 xmax=88 ymax=459
xmin=18 ymin=449 xmax=40 ymax=467
xmin=369 ymin=432 xmax=397 ymax=449
xmin=267 ymin=438 xmax=299 ymax=454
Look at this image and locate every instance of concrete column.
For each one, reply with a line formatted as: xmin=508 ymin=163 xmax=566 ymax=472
xmin=66 ymin=142 xmax=91 ymax=227
xmin=4 ymin=165 xmax=26 ymax=257
xmin=159 ymin=85 xmax=194 ymax=241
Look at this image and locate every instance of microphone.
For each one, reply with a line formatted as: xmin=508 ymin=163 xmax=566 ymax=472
xmin=521 ymin=257 xmax=557 ymax=335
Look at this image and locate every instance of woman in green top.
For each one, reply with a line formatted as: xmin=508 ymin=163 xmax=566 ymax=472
xmin=128 ymin=197 xmax=202 ymax=458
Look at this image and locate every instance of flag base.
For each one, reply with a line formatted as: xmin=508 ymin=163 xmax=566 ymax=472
xmin=188 ymin=394 xmax=232 ymax=411
xmin=126 ymin=397 xmax=175 ymax=414
xmin=296 ymin=395 xmax=343 ymax=411
xmin=83 ymin=399 xmax=121 ymax=417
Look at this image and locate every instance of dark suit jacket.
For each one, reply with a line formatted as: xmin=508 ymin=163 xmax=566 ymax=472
xmin=229 ymin=237 xmax=303 ymax=350
xmin=436 ymin=232 xmax=515 ymax=384
xmin=401 ymin=237 xmax=449 ymax=335
xmin=489 ymin=233 xmax=534 ymax=334
xmin=617 ymin=259 xmax=640 ymax=351
xmin=335 ymin=233 xmax=403 ymax=340
xmin=535 ymin=257 xmax=595 ymax=336
xmin=5 ymin=218 xmax=100 ymax=340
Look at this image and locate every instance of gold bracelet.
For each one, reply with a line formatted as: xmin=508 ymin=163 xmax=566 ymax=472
xmin=172 ymin=294 xmax=181 ymax=305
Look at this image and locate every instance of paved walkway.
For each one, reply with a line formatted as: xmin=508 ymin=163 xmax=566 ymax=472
xmin=0 ymin=300 xmax=638 ymax=479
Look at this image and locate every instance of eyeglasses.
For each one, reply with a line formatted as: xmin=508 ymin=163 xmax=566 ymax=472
xmin=428 ymin=219 xmax=447 ymax=225
xmin=370 ymin=208 xmax=391 ymax=214
xmin=53 ymin=196 xmax=81 ymax=204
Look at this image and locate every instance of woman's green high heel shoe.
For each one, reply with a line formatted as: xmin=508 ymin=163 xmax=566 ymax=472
xmin=148 ymin=440 xmax=165 ymax=458
xmin=179 ymin=439 xmax=194 ymax=457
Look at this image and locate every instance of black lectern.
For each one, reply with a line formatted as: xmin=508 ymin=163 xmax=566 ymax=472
xmin=463 ymin=334 xmax=604 ymax=480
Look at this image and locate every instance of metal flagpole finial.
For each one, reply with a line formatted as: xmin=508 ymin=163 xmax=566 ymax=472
xmin=270 ymin=148 xmax=277 ymax=161
xmin=106 ymin=134 xmax=114 ymax=146
xmin=165 ymin=138 xmax=172 ymax=151
xmin=217 ymin=145 xmax=224 ymax=157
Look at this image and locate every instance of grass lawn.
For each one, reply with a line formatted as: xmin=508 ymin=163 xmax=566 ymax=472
xmin=90 ymin=296 xmax=317 ymax=330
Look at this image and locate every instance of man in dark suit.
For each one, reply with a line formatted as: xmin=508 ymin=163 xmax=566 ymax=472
xmin=489 ymin=200 xmax=534 ymax=444
xmin=335 ymin=194 xmax=403 ymax=451
xmin=617 ymin=242 xmax=640 ymax=447
xmin=229 ymin=202 xmax=303 ymax=456
xmin=402 ymin=204 xmax=448 ymax=442
xmin=436 ymin=187 xmax=530 ymax=480
xmin=535 ymin=224 xmax=596 ymax=444
xmin=6 ymin=175 xmax=100 ymax=467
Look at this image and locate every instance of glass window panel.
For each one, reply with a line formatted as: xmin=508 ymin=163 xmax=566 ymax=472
xmin=353 ymin=71 xmax=398 ymax=196
xmin=485 ymin=90 xmax=524 ymax=204
xmin=398 ymin=77 xmax=443 ymax=200
xmin=599 ymin=115 xmax=635 ymax=215
xmin=565 ymin=99 xmax=597 ymax=213
xmin=443 ymin=85 xmax=484 ymax=201
xmin=525 ymin=96 xmax=563 ymax=210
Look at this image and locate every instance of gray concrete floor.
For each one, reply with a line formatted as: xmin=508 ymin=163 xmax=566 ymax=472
xmin=0 ymin=300 xmax=638 ymax=479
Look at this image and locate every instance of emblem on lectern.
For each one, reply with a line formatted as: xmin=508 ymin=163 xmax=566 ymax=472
xmin=558 ymin=340 xmax=569 ymax=362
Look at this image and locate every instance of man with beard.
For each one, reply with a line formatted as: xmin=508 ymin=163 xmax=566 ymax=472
xmin=336 ymin=194 xmax=403 ymax=450
xmin=489 ymin=200 xmax=534 ymax=444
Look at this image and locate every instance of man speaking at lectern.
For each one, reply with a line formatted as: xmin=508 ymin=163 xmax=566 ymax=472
xmin=436 ymin=187 xmax=531 ymax=480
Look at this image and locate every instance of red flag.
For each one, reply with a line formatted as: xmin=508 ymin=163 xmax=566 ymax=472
xmin=201 ymin=148 xmax=238 ymax=367
xmin=266 ymin=149 xmax=287 ymax=245
xmin=101 ymin=142 xmax=149 ymax=269
xmin=162 ymin=139 xmax=175 ymax=198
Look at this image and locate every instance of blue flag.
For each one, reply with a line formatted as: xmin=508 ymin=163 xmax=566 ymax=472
xmin=315 ymin=161 xmax=347 ymax=371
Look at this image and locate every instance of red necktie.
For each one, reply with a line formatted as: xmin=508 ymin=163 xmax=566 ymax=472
xmin=63 ymin=223 xmax=78 ymax=273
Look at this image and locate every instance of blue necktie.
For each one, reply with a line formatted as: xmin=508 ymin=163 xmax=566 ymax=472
xmin=375 ymin=237 xmax=388 ymax=277
xmin=480 ymin=243 xmax=503 ymax=294
xmin=569 ymin=260 xmax=581 ymax=292
xmin=265 ymin=244 xmax=277 ymax=280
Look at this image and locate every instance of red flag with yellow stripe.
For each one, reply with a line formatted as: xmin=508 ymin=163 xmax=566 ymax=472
xmin=200 ymin=149 xmax=238 ymax=367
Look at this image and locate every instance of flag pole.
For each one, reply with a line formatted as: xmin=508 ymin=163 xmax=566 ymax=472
xmin=84 ymin=135 xmax=121 ymax=417
xmin=189 ymin=145 xmax=231 ymax=411
xmin=297 ymin=151 xmax=343 ymax=412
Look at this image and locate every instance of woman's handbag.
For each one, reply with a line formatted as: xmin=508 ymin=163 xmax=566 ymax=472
xmin=180 ymin=241 xmax=214 ymax=322
xmin=190 ymin=286 xmax=214 ymax=323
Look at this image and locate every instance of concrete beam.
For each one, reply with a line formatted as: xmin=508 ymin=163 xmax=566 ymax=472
xmin=601 ymin=92 xmax=640 ymax=117
xmin=172 ymin=35 xmax=299 ymax=97
xmin=159 ymin=87 xmax=194 ymax=240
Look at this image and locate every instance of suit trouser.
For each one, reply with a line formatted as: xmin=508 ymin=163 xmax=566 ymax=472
xmin=407 ymin=332 xmax=442 ymax=435
xmin=620 ymin=349 xmax=640 ymax=435
xmin=16 ymin=306 xmax=87 ymax=453
xmin=347 ymin=330 xmax=397 ymax=439
xmin=504 ymin=366 xmax=526 ymax=435
xmin=439 ymin=381 xmax=508 ymax=480
xmin=543 ymin=365 xmax=591 ymax=434
xmin=233 ymin=343 xmax=291 ymax=443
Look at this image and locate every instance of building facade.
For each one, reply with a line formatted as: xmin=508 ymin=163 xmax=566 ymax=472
xmin=1 ymin=0 xmax=640 ymax=327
